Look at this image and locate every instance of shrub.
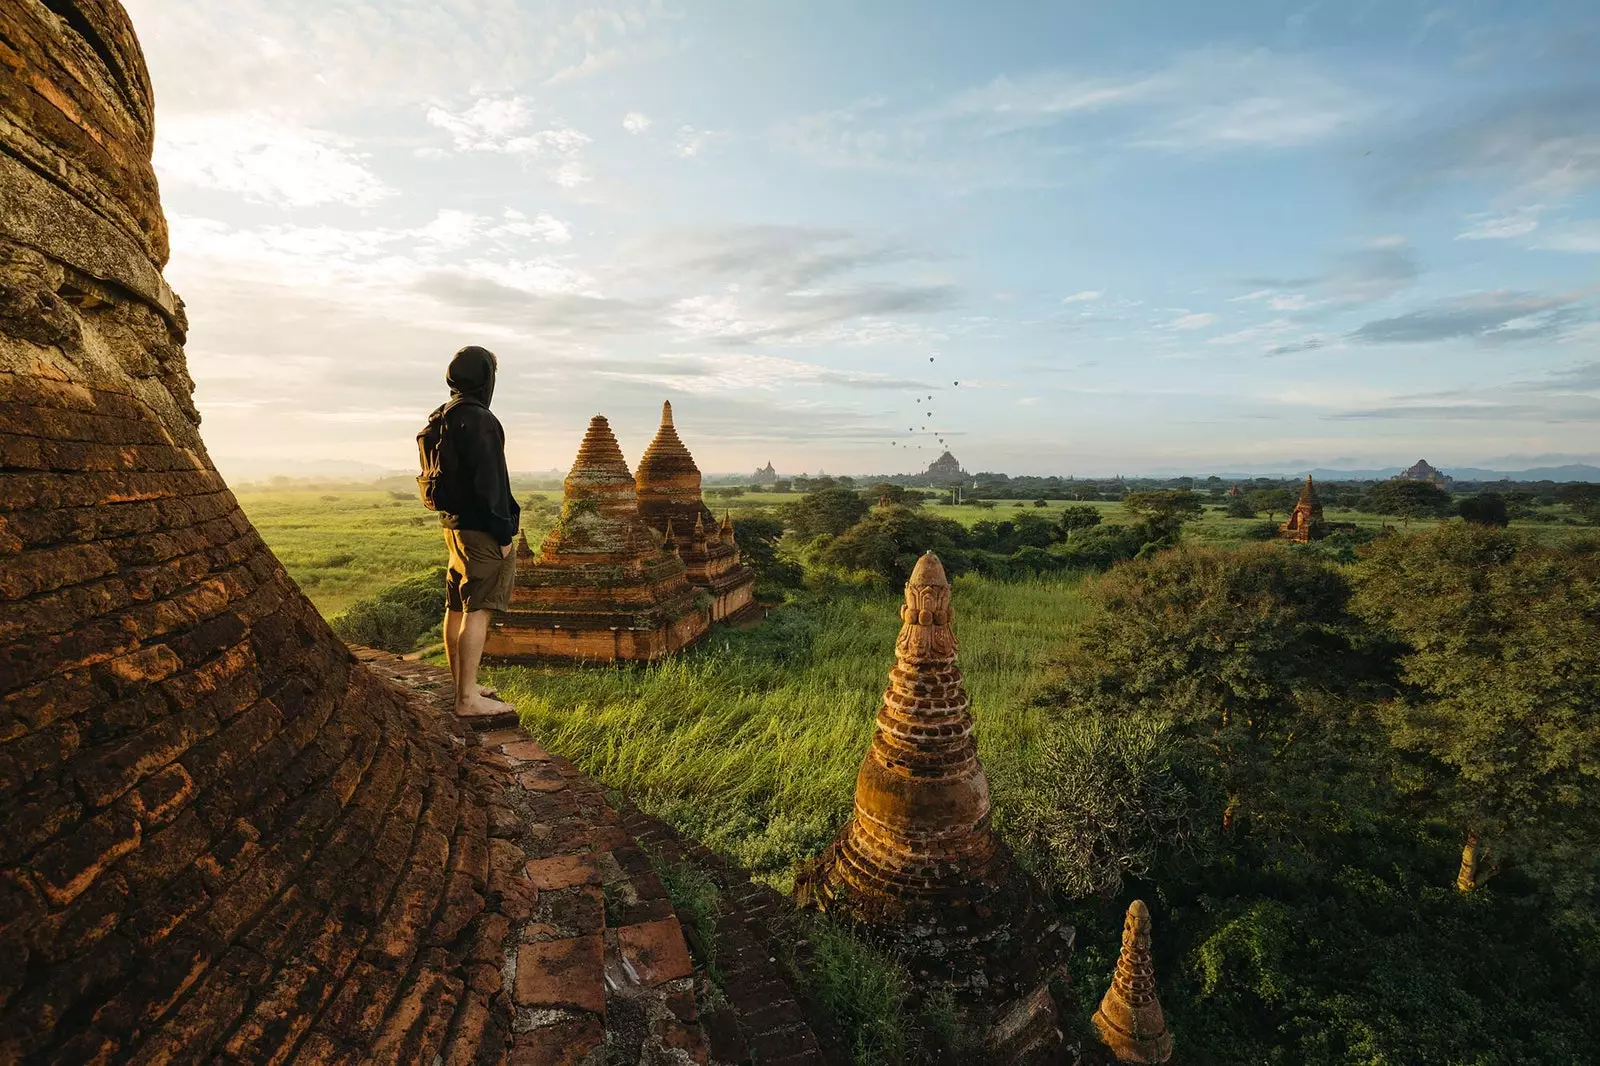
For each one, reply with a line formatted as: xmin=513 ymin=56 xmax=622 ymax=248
xmin=330 ymin=567 xmax=445 ymax=651
xmin=1012 ymin=713 xmax=1211 ymax=898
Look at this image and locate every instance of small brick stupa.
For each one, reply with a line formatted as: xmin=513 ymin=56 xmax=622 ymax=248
xmin=1279 ymin=475 xmax=1328 ymax=542
xmin=635 ymin=401 xmax=756 ymax=621
xmin=797 ymin=552 xmax=1072 ymax=1061
xmin=484 ymin=415 xmax=709 ymax=662
xmin=1093 ymin=900 xmax=1174 ymax=1064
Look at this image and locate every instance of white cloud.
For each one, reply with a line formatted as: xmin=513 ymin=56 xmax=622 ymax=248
xmin=1169 ymin=312 xmax=1217 ymax=330
xmin=1532 ymin=220 xmax=1600 ymax=253
xmin=1062 ymin=290 xmax=1103 ymax=303
xmin=1458 ymin=206 xmax=1544 ymax=241
xmin=623 ymin=111 xmax=653 ymax=134
xmin=425 ymin=97 xmax=591 ymax=159
xmin=499 ymin=209 xmax=573 ymax=244
xmin=674 ymin=125 xmax=725 ymax=158
xmin=153 ymin=112 xmax=390 ymax=208
xmin=594 ymin=353 xmax=928 ymax=395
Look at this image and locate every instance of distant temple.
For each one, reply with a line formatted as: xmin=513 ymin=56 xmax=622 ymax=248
xmin=484 ymin=415 xmax=710 ymax=662
xmin=797 ymin=553 xmax=1072 ymax=1061
xmin=925 ymin=449 xmax=966 ymax=483
xmin=751 ymin=460 xmax=778 ymax=486
xmin=1279 ymin=475 xmax=1328 ymax=542
xmin=636 ymin=402 xmax=757 ymax=622
xmin=1398 ymin=458 xmax=1453 ymax=486
xmin=1227 ymin=483 xmax=1243 ymax=498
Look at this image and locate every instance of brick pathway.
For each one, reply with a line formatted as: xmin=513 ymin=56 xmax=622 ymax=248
xmin=354 ymin=649 xmax=713 ymax=1065
xmin=617 ymin=806 xmax=834 ymax=1066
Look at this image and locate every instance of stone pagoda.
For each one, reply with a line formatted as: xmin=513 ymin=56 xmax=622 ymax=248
xmin=635 ymin=401 xmax=757 ymax=621
xmin=1092 ymin=900 xmax=1174 ymax=1064
xmin=1279 ymin=475 xmax=1328 ymax=542
xmin=797 ymin=552 xmax=1072 ymax=1061
xmin=484 ymin=414 xmax=710 ymax=662
xmin=926 ymin=449 xmax=966 ymax=484
xmin=1399 ymin=458 xmax=1453 ymax=486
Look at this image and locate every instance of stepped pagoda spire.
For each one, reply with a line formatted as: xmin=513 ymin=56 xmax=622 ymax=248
xmin=1093 ymin=900 xmax=1174 ymax=1064
xmin=483 ymin=414 xmax=709 ymax=661
xmin=814 ymin=552 xmax=998 ymax=915
xmin=1279 ymin=474 xmax=1327 ymax=542
xmin=633 ymin=400 xmax=756 ymax=621
xmin=798 ymin=552 xmax=1072 ymax=1060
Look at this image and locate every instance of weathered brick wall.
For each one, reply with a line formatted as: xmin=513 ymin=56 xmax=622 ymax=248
xmin=0 ymin=4 xmax=518 ymax=1062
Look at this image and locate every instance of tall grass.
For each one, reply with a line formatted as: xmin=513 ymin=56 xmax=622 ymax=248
xmin=488 ymin=574 xmax=1090 ymax=881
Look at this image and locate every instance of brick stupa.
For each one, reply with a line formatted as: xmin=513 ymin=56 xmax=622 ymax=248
xmin=0 ymin=6 xmax=718 ymax=1061
xmin=1279 ymin=475 xmax=1328 ymax=542
xmin=1093 ymin=900 xmax=1174 ymax=1064
xmin=483 ymin=415 xmax=709 ymax=662
xmin=634 ymin=401 xmax=756 ymax=622
xmin=797 ymin=552 xmax=1072 ymax=1061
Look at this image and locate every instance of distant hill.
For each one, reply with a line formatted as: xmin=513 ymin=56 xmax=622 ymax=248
xmin=1296 ymin=464 xmax=1600 ymax=483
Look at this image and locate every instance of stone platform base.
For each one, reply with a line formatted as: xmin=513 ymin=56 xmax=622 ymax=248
xmin=484 ymin=608 xmax=710 ymax=663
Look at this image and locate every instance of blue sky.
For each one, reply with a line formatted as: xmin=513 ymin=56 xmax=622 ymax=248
xmin=125 ymin=0 xmax=1600 ymax=477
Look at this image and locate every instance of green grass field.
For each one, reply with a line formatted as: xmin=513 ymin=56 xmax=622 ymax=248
xmin=233 ymin=482 xmax=559 ymax=614
xmin=484 ymin=575 xmax=1087 ymax=886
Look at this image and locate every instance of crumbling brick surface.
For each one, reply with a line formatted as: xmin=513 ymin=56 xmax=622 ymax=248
xmin=0 ymin=6 xmax=709 ymax=1063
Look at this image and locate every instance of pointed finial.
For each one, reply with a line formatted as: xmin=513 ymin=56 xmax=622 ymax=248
xmin=661 ymin=400 xmax=674 ymax=427
xmin=516 ymin=529 xmax=533 ymax=560
xmin=908 ymin=550 xmax=950 ymax=590
xmin=1093 ymin=899 xmax=1173 ymax=1063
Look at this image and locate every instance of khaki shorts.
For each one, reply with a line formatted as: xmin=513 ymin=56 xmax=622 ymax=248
xmin=444 ymin=528 xmax=515 ymax=613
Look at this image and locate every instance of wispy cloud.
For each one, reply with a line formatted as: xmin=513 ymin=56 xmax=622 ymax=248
xmin=1347 ymin=290 xmax=1585 ymax=345
xmin=1062 ymin=290 xmax=1103 ymax=303
xmin=1168 ymin=312 xmax=1217 ymax=330
xmin=154 ymin=112 xmax=391 ymax=208
xmin=622 ymin=111 xmax=652 ymax=133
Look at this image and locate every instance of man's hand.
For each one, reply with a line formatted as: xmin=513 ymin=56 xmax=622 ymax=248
xmin=501 ymin=542 xmax=513 ymax=559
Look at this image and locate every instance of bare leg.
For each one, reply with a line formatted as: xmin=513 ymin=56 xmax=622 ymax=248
xmin=445 ymin=608 xmax=496 ymax=699
xmin=454 ymin=610 xmax=514 ymax=716
xmin=444 ymin=608 xmax=463 ymax=687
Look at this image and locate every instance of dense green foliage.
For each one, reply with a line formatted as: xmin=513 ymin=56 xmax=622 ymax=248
xmin=1364 ymin=479 xmax=1455 ymax=523
xmin=329 ymin=567 xmax=446 ymax=651
xmin=1353 ymin=527 xmax=1600 ymax=910
xmin=1041 ymin=535 xmax=1600 ymax=1064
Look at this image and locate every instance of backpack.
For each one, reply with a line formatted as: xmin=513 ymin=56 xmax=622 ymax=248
xmin=416 ymin=398 xmax=468 ymax=512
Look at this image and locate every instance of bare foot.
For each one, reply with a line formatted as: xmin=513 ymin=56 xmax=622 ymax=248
xmin=477 ymin=683 xmax=501 ymax=700
xmin=455 ymin=693 xmax=517 ymax=719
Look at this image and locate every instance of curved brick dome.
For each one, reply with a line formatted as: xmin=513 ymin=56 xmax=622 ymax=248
xmin=0 ymin=6 xmax=716 ymax=1064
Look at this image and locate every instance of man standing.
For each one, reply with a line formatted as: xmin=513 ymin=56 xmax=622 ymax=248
xmin=431 ymin=345 xmax=519 ymax=719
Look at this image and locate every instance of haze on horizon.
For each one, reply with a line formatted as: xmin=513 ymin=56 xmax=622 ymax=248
xmin=127 ymin=0 xmax=1600 ymax=479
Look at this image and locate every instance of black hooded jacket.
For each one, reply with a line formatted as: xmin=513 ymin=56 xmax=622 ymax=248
xmin=435 ymin=346 xmax=520 ymax=545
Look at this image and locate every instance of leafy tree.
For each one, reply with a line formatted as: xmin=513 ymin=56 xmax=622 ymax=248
xmin=1353 ymin=526 xmax=1600 ymax=901
xmin=869 ymin=482 xmax=917 ymax=507
xmin=729 ymin=514 xmax=802 ymax=591
xmin=1121 ymin=490 xmax=1206 ymax=544
xmin=1365 ymin=479 xmax=1453 ymax=526
xmin=784 ymin=486 xmax=870 ymax=540
xmin=1457 ymin=492 xmax=1509 ymax=527
xmin=816 ymin=505 xmax=970 ymax=586
xmin=1555 ymin=483 xmax=1600 ymax=522
xmin=1246 ymin=488 xmax=1294 ymax=521
xmin=1056 ymin=504 xmax=1103 ymax=535
xmin=1058 ymin=545 xmax=1392 ymax=832
xmin=1224 ymin=497 xmax=1257 ymax=519
xmin=1033 ymin=497 xmax=1050 ymax=507
xmin=1011 ymin=713 xmax=1213 ymax=899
